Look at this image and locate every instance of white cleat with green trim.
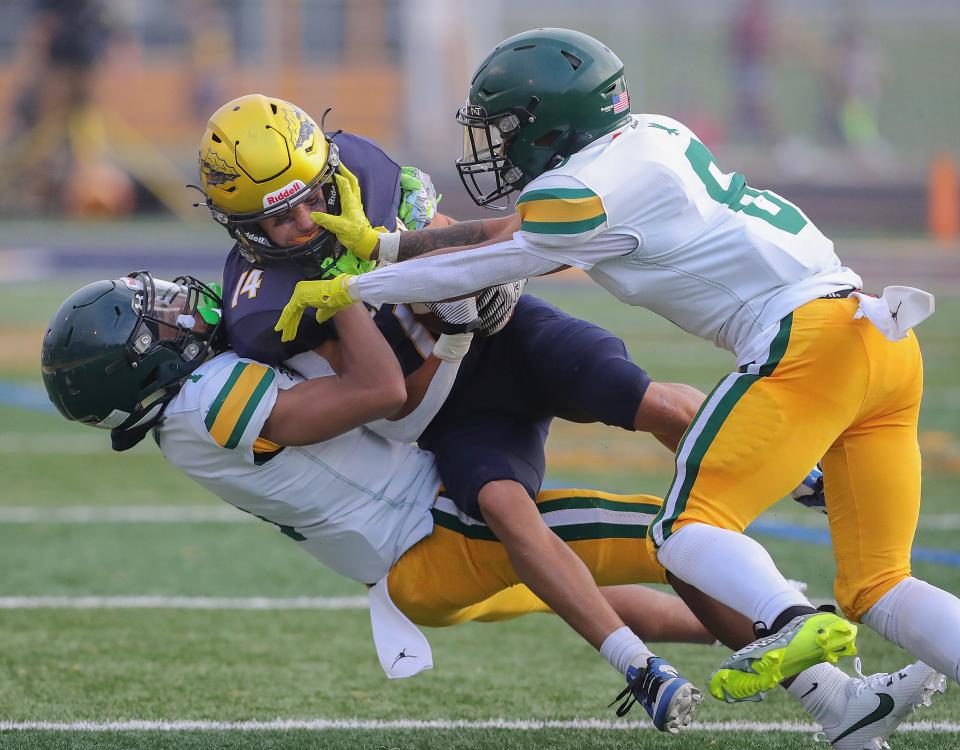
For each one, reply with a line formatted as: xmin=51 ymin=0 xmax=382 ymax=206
xmin=813 ymin=659 xmax=946 ymax=749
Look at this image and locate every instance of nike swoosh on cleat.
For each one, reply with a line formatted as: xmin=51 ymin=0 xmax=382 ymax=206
xmin=832 ymin=693 xmax=895 ymax=743
xmin=798 ymin=682 xmax=818 ymax=699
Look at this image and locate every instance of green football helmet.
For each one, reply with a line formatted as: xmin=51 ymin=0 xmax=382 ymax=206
xmin=456 ymin=28 xmax=632 ymax=208
xmin=41 ymin=272 xmax=223 ymax=451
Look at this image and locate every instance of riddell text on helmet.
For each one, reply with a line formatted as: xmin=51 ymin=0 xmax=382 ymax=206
xmin=263 ymin=180 xmax=306 ymax=209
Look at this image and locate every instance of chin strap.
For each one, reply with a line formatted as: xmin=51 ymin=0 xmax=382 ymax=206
xmin=110 ymin=420 xmax=156 ymax=452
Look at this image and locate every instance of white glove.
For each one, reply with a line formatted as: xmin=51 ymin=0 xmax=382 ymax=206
xmin=432 ymin=332 xmax=474 ymax=362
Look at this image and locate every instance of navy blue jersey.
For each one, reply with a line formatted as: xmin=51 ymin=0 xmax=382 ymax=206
xmin=223 ymin=132 xmax=402 ymax=364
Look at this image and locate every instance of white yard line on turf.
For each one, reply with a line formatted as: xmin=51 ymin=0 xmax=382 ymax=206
xmin=0 ymin=596 xmax=368 ymax=610
xmin=3 ymin=505 xmax=960 ymax=530
xmin=0 ymin=719 xmax=958 ymax=733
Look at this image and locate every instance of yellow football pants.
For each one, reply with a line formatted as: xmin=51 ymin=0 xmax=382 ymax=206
xmin=387 ymin=488 xmax=668 ymax=627
xmin=649 ymin=298 xmax=923 ymax=621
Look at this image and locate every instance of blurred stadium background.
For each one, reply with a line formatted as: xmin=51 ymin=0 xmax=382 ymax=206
xmin=1 ymin=1 xmax=959 ymax=748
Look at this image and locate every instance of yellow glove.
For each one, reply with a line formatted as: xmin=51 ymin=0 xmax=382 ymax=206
xmin=311 ymin=165 xmax=385 ymax=261
xmin=274 ymin=273 xmax=356 ymax=342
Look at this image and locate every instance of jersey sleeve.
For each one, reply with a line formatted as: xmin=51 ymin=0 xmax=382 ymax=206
xmin=516 ymin=180 xmax=607 ymax=239
xmin=514 ymin=175 xmax=636 ymax=270
xmin=200 ymin=359 xmax=280 ymax=463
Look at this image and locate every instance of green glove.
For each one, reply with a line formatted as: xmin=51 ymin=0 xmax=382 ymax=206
xmin=398 ymin=166 xmax=440 ymax=231
xmin=197 ymin=282 xmax=223 ymax=325
xmin=316 ymin=250 xmax=376 ymax=280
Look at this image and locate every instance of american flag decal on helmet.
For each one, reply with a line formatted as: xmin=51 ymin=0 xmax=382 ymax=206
xmin=612 ymin=91 xmax=630 ymax=114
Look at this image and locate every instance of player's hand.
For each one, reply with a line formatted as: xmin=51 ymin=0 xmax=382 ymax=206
xmin=311 ymin=165 xmax=384 ymax=261
xmin=274 ymin=274 xmax=356 ymax=342
xmin=432 ymin=332 xmax=474 ymax=362
xmin=791 ymin=464 xmax=826 ymax=514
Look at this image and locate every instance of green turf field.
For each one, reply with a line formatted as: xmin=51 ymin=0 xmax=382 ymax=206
xmin=1 ymin=233 xmax=959 ymax=748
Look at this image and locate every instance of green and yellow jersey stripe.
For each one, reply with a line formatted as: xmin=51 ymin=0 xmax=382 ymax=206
xmin=204 ymin=362 xmax=276 ymax=449
xmin=516 ymin=187 xmax=606 ymax=235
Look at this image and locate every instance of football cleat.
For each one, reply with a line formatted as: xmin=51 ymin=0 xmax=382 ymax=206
xmin=610 ymin=656 xmax=703 ymax=734
xmin=816 ymin=658 xmax=947 ymax=749
xmin=710 ymin=612 xmax=858 ymax=702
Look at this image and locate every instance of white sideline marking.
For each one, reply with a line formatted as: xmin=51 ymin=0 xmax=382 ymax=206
xmin=0 ymin=719 xmax=958 ymax=733
xmin=0 ymin=596 xmax=368 ymax=610
xmin=4 ymin=505 xmax=960 ymax=530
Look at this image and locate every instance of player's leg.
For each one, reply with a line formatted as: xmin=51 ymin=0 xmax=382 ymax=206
xmin=633 ymin=382 xmax=705 ymax=451
xmin=422 ymin=409 xmax=663 ymax=656
xmin=651 ymin=302 xmax=867 ymax=700
xmin=805 ymin=351 xmax=949 ymax=747
xmin=824 ymin=329 xmax=960 ymax=686
xmin=389 ymin=485 xmax=703 ymax=731
xmin=812 ymin=424 xmax=949 ymax=747
xmin=420 ymin=414 xmax=646 ymax=649
xmin=478 ymin=479 xmax=635 ymax=649
xmin=466 ymin=583 xmax=718 ymax=647
xmin=600 ymin=585 xmax=717 ymax=644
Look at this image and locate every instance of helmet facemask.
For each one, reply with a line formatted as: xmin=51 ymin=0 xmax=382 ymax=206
xmin=456 ymin=103 xmax=533 ymax=210
xmin=99 ymin=272 xmax=222 ymax=447
xmin=126 ymin=271 xmax=224 ymax=364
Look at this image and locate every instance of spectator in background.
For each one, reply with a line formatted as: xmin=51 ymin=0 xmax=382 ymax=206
xmin=0 ymin=0 xmax=135 ymax=215
xmin=820 ymin=10 xmax=884 ymax=150
xmin=728 ymin=0 xmax=778 ymax=145
xmin=185 ymin=0 xmax=234 ymax=122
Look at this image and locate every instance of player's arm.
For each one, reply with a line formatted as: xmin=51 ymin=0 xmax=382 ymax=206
xmin=382 ymin=214 xmax=520 ymax=262
xmin=393 ymin=354 xmax=451 ymax=420
xmin=261 ymin=303 xmax=406 ymax=446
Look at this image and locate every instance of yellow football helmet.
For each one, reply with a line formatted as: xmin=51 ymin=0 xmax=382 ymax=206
xmin=197 ymin=93 xmax=344 ymax=275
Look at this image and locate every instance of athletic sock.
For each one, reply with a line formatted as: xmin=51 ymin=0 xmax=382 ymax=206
xmin=600 ymin=626 xmax=653 ymax=677
xmin=862 ymin=577 xmax=960 ymax=684
xmin=768 ymin=604 xmax=819 ymax=634
xmin=657 ymin=522 xmax=813 ymax=627
xmin=786 ymin=663 xmax=847 ymax=723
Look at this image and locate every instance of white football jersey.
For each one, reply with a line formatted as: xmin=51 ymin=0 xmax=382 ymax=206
xmin=514 ymin=114 xmax=863 ymax=363
xmin=157 ymin=351 xmax=440 ymax=584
